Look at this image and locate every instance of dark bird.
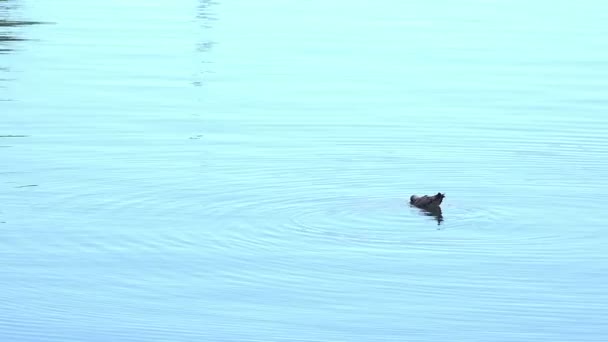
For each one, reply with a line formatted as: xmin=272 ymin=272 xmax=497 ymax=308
xmin=410 ymin=192 xmax=445 ymax=225
xmin=410 ymin=192 xmax=445 ymax=209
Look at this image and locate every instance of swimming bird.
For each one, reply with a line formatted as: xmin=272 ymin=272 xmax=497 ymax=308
xmin=410 ymin=192 xmax=445 ymax=209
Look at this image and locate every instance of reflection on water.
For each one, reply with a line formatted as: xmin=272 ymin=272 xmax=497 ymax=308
xmin=197 ymin=0 xmax=218 ymax=27
xmin=192 ymin=0 xmax=217 ymax=87
xmin=1 ymin=1 xmax=45 ymax=101
xmin=419 ymin=205 xmax=444 ymax=226
xmin=410 ymin=203 xmax=444 ymax=226
xmin=0 ymin=2 xmax=44 ymax=51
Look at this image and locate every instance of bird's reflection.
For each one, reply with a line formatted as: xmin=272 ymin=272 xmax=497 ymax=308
xmin=412 ymin=205 xmax=444 ymax=226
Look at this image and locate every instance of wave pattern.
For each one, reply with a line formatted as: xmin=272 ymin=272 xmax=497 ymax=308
xmin=2 ymin=0 xmax=608 ymax=341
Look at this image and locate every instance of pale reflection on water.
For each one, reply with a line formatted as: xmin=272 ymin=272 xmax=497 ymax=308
xmin=1 ymin=2 xmax=47 ymax=102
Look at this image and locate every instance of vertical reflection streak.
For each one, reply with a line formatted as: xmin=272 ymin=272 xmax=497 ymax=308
xmin=192 ymin=0 xmax=218 ymax=88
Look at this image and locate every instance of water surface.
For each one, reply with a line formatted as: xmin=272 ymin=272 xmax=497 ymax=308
xmin=2 ymin=0 xmax=608 ymax=341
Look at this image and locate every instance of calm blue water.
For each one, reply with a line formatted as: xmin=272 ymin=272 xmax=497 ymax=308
xmin=2 ymin=1 xmax=608 ymax=341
